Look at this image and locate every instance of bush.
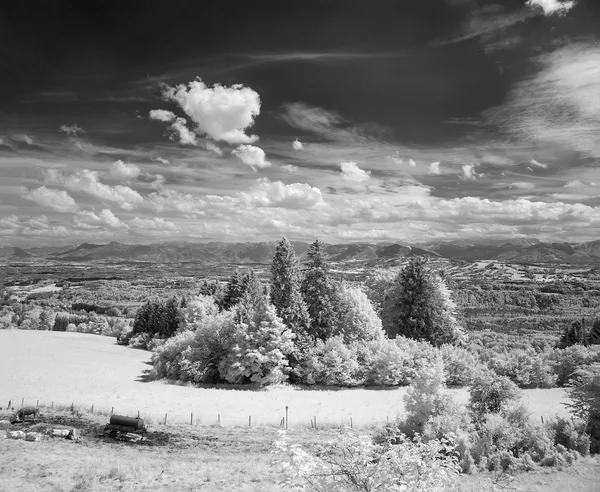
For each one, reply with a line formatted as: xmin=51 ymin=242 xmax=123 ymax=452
xmin=218 ymin=304 xmax=295 ymax=386
xmin=272 ymin=430 xmax=460 ymax=492
xmin=152 ymin=310 xmax=237 ymax=384
xmin=468 ymin=370 xmax=522 ymax=417
xmin=334 ymin=284 xmax=384 ymax=342
xmin=440 ymin=345 xmax=483 ymax=386
xmin=549 ymin=416 xmax=590 ymax=455
xmin=297 ymin=336 xmax=363 ymax=386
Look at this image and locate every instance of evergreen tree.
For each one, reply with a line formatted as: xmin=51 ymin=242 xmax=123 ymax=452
xmin=557 ymin=319 xmax=588 ymax=349
xmin=221 ymin=270 xmax=245 ymax=311
xmin=270 ymin=237 xmax=310 ymax=335
xmin=236 ymin=270 xmax=268 ymax=324
xmin=384 ymin=257 xmax=465 ymax=346
xmin=132 ymin=300 xmax=152 ymax=334
xmin=301 ymin=239 xmax=339 ymax=341
xmin=162 ymin=297 xmax=180 ymax=337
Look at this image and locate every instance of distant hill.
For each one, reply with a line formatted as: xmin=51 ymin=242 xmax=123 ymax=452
xmin=2 ymin=238 xmax=600 ymax=266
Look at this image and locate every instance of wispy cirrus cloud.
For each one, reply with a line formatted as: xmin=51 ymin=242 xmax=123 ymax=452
xmin=488 ymin=43 xmax=600 ymax=158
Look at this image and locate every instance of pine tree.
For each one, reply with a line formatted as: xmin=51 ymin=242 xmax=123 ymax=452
xmin=132 ymin=300 xmax=152 ymax=334
xmin=162 ymin=297 xmax=180 ymax=337
xmin=270 ymin=237 xmax=310 ymax=336
xmin=301 ymin=239 xmax=339 ymax=341
xmin=221 ymin=270 xmax=245 ymax=311
xmin=384 ymin=257 xmax=465 ymax=346
xmin=236 ymin=270 xmax=268 ymax=324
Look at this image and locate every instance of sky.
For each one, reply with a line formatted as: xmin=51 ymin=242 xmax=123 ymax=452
xmin=1 ymin=0 xmax=600 ymax=246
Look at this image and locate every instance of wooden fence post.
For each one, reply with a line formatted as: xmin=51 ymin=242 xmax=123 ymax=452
xmin=190 ymin=412 xmax=194 ymax=425
xmin=218 ymin=414 xmax=221 ymax=426
xmin=249 ymin=415 xmax=252 ymax=427
xmin=164 ymin=413 xmax=168 ymax=425
xmin=285 ymin=406 xmax=288 ymax=430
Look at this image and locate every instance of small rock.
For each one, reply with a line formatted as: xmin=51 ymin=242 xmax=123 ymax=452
xmin=7 ymin=430 xmax=25 ymax=440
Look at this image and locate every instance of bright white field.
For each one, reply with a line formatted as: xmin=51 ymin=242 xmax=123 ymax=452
xmin=0 ymin=330 xmax=572 ymax=428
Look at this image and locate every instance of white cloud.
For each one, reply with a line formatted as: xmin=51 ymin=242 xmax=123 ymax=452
xmin=429 ymin=162 xmax=441 ymax=175
xmin=170 ymin=117 xmax=197 ymax=145
xmin=526 ymin=0 xmax=575 ymax=15
xmin=20 ymin=186 xmax=79 ymax=213
xmin=73 ymin=209 xmax=126 ymax=229
xmin=510 ymin=182 xmax=536 ymax=189
xmin=240 ymin=179 xmax=324 ymax=209
xmin=149 ymin=109 xmax=176 ymax=122
xmin=129 ymin=217 xmax=179 ymax=234
xmin=0 ymin=214 xmax=70 ymax=238
xmin=564 ymin=180 xmax=585 ymax=188
xmin=110 ymin=160 xmax=141 ymax=180
xmin=23 ymin=135 xmax=33 ymax=145
xmin=147 ymin=188 xmax=206 ymax=214
xmin=45 ymin=169 xmax=144 ymax=210
xmin=461 ymin=164 xmax=478 ymax=180
xmin=204 ymin=140 xmax=223 ymax=156
xmin=280 ymin=102 xmax=343 ymax=139
xmin=162 ymin=78 xmax=260 ymax=145
xmin=409 ymin=159 xmax=416 ymax=168
xmin=340 ymin=161 xmax=370 ymax=182
xmin=153 ymin=156 xmax=170 ymax=165
xmin=232 ymin=145 xmax=271 ymax=170
xmin=292 ymin=139 xmax=304 ymax=150
xmin=488 ymin=44 xmax=600 ymax=158
xmin=530 ymin=159 xmax=548 ymax=169
xmin=282 ymin=164 xmax=299 ymax=174
xmin=59 ymin=124 xmax=84 ymax=136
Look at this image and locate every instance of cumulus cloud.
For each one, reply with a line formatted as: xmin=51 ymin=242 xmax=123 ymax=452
xmin=240 ymin=179 xmax=324 ymax=209
xmin=282 ymin=164 xmax=299 ymax=174
xmin=73 ymin=209 xmax=126 ymax=229
xmin=292 ymin=139 xmax=304 ymax=150
xmin=409 ymin=159 xmax=416 ymax=168
xmin=45 ymin=169 xmax=144 ymax=210
xmin=162 ymin=78 xmax=260 ymax=144
xmin=59 ymin=124 xmax=84 ymax=136
xmin=129 ymin=217 xmax=179 ymax=233
xmin=461 ymin=164 xmax=478 ymax=180
xmin=340 ymin=161 xmax=371 ymax=183
xmin=232 ymin=145 xmax=271 ymax=170
xmin=147 ymin=188 xmax=206 ymax=214
xmin=530 ymin=159 xmax=548 ymax=169
xmin=526 ymin=0 xmax=575 ymax=15
xmin=429 ymin=162 xmax=441 ymax=175
xmin=110 ymin=160 xmax=141 ymax=180
xmin=20 ymin=186 xmax=79 ymax=213
xmin=149 ymin=109 xmax=176 ymax=122
xmin=169 ymin=117 xmax=197 ymax=145
xmin=0 ymin=214 xmax=70 ymax=238
xmin=153 ymin=156 xmax=170 ymax=165
xmin=23 ymin=135 xmax=33 ymax=145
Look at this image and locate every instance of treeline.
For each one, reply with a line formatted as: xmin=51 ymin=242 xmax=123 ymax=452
xmin=122 ymin=239 xmax=465 ymax=386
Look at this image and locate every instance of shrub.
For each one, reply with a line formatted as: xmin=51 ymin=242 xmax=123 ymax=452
xmin=272 ymin=430 xmax=460 ymax=492
xmin=440 ymin=344 xmax=483 ymax=386
xmin=548 ymin=416 xmax=590 ymax=455
xmin=218 ymin=304 xmax=295 ymax=386
xmin=297 ymin=336 xmax=363 ymax=386
xmin=468 ymin=370 xmax=522 ymax=417
xmin=565 ymin=364 xmax=600 ymax=453
xmin=551 ymin=345 xmax=600 ymax=386
xmin=402 ymin=356 xmax=457 ymax=437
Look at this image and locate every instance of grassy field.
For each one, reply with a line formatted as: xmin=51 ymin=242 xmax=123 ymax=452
xmin=1 ymin=410 xmax=599 ymax=492
xmin=1 ymin=330 xmax=597 ymax=491
xmin=0 ymin=330 xmax=572 ymax=428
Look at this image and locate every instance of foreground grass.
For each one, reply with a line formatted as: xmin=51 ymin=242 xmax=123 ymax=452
xmin=1 ymin=410 xmax=599 ymax=492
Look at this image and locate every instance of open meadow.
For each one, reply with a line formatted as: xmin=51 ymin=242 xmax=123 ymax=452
xmin=2 ymin=330 xmax=599 ymax=492
xmin=0 ymin=330 xmax=573 ymax=427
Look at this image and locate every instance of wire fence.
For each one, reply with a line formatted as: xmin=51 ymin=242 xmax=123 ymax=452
xmin=0 ymin=396 xmax=382 ymax=430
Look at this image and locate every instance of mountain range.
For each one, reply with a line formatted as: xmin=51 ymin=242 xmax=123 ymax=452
xmin=2 ymin=238 xmax=600 ymax=266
